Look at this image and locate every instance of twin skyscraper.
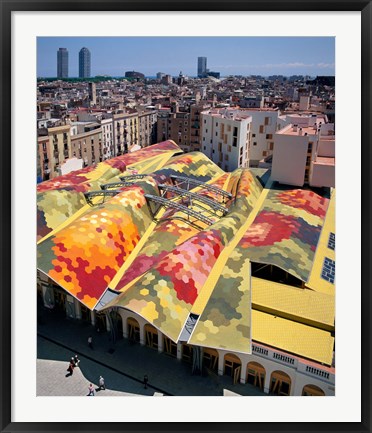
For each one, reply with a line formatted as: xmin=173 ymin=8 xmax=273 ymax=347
xmin=57 ymin=47 xmax=91 ymax=79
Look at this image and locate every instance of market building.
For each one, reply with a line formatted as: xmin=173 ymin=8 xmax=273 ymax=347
xmin=37 ymin=140 xmax=335 ymax=396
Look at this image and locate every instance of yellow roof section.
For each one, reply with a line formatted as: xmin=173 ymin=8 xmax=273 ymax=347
xmin=252 ymin=310 xmax=334 ymax=365
xmin=252 ymin=277 xmax=335 ymax=331
xmin=307 ymin=189 xmax=335 ymax=295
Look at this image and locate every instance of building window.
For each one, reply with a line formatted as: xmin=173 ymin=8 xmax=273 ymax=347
xmin=328 ymin=233 xmax=335 ymax=250
xmin=253 ymin=142 xmax=257 ymax=146
xmin=233 ymin=137 xmax=237 ymax=147
xmin=233 ymin=127 xmax=238 ymax=136
xmin=266 ymin=134 xmax=273 ymax=139
xmin=321 ymin=257 xmax=335 ymax=284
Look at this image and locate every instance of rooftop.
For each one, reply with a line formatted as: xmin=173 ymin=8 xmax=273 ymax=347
xmin=37 ymin=141 xmax=335 ymax=365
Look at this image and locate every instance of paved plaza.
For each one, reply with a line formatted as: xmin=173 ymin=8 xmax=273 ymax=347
xmin=37 ymin=308 xmax=265 ymax=397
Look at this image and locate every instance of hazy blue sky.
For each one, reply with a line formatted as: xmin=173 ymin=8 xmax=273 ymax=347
xmin=37 ymin=36 xmax=335 ymax=78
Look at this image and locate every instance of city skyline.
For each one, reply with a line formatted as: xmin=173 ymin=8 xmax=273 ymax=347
xmin=37 ymin=36 xmax=335 ymax=78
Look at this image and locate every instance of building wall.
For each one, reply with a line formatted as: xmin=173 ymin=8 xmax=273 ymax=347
xmin=309 ymin=162 xmax=335 ymax=188
xmin=138 ymin=110 xmax=157 ymax=148
xmin=243 ymin=110 xmax=278 ymax=167
xmin=101 ymin=306 xmax=335 ymax=396
xmin=317 ymin=138 xmax=335 ymax=157
xmin=201 ymin=111 xmax=251 ymax=171
xmin=271 ymin=130 xmax=309 ymax=186
xmin=37 ymin=135 xmax=50 ymax=181
xmin=46 ymin=125 xmax=71 ymax=179
xmin=101 ymin=118 xmax=114 ymax=160
xmin=189 ymin=104 xmax=210 ymax=152
xmin=113 ymin=112 xmax=139 ymax=155
xmin=70 ymin=127 xmax=102 ymax=167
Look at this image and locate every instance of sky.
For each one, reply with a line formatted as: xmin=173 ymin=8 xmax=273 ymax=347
xmin=37 ymin=36 xmax=335 ymax=78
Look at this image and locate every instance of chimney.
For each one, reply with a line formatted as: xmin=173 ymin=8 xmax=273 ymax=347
xmin=293 ymin=124 xmax=298 ymax=132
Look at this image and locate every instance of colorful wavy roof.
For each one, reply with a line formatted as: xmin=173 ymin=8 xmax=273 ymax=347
xmin=37 ymin=141 xmax=182 ymax=242
xmin=241 ymin=188 xmax=330 ymax=282
xmin=36 ymin=143 xmax=334 ymax=361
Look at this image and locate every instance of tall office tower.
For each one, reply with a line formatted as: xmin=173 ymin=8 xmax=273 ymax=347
xmin=57 ymin=48 xmax=69 ymax=78
xmin=197 ymin=56 xmax=207 ymax=77
xmin=79 ymin=47 xmax=91 ymax=78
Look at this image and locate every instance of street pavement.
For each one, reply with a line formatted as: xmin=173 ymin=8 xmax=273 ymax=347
xmin=37 ymin=308 xmax=265 ymax=397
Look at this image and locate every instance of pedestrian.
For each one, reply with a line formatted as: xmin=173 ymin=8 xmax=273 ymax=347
xmin=143 ymin=374 xmax=148 ymax=389
xmin=66 ymin=359 xmax=75 ymax=377
xmin=88 ymin=335 xmax=93 ymax=349
xmin=73 ymin=354 xmax=80 ymax=367
xmin=87 ymin=383 xmax=95 ymax=396
xmin=99 ymin=375 xmax=105 ymax=390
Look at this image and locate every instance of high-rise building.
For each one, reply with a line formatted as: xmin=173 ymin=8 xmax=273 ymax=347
xmin=79 ymin=47 xmax=91 ymax=78
xmin=197 ymin=57 xmax=207 ymax=77
xmin=57 ymin=48 xmax=68 ymax=78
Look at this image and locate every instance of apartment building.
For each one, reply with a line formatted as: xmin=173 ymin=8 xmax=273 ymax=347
xmin=157 ymin=111 xmax=190 ymax=152
xmin=113 ymin=111 xmax=139 ymax=155
xmin=138 ymin=109 xmax=158 ymax=148
xmin=242 ymin=109 xmax=279 ymax=167
xmin=271 ymin=122 xmax=335 ymax=188
xmin=37 ymin=124 xmax=71 ymax=180
xmin=189 ymin=103 xmax=210 ymax=152
xmin=70 ymin=123 xmax=102 ymax=167
xmin=201 ymin=108 xmax=252 ymax=171
xmin=100 ymin=116 xmax=114 ymax=160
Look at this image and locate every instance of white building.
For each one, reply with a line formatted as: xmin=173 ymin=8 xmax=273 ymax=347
xmin=201 ymin=108 xmax=252 ymax=171
xmin=271 ymin=122 xmax=335 ymax=188
xmin=241 ymin=109 xmax=279 ymax=167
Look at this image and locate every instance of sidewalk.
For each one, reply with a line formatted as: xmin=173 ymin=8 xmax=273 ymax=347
xmin=37 ymin=308 xmax=265 ymax=397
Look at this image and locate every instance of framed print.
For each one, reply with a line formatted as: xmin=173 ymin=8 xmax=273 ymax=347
xmin=1 ymin=1 xmax=371 ymax=432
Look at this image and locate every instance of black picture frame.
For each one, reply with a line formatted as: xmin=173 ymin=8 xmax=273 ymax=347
xmin=1 ymin=1 xmax=371 ymax=432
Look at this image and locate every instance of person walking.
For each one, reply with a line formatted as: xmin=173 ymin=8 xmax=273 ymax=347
xmin=87 ymin=383 xmax=95 ymax=396
xmin=88 ymin=335 xmax=93 ymax=349
xmin=73 ymin=355 xmax=80 ymax=367
xmin=66 ymin=359 xmax=75 ymax=377
xmin=143 ymin=374 xmax=148 ymax=389
xmin=99 ymin=376 xmax=105 ymax=390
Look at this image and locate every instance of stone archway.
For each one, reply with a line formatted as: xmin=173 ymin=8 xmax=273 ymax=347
xmin=269 ymin=370 xmax=291 ymax=396
xmin=302 ymin=384 xmax=325 ymax=396
xmin=144 ymin=324 xmax=159 ymax=350
xmin=202 ymin=348 xmax=219 ymax=374
xmin=246 ymin=361 xmax=266 ymax=391
xmin=127 ymin=317 xmax=140 ymax=343
xmin=224 ymin=353 xmax=242 ymax=385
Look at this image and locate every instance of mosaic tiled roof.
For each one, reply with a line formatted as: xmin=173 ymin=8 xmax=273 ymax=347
xmin=240 ymin=188 xmax=330 ymax=282
xmin=37 ymin=141 xmax=182 ymax=241
xmin=104 ymin=169 xmax=263 ymax=343
xmin=37 ymin=142 xmax=334 ymax=361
